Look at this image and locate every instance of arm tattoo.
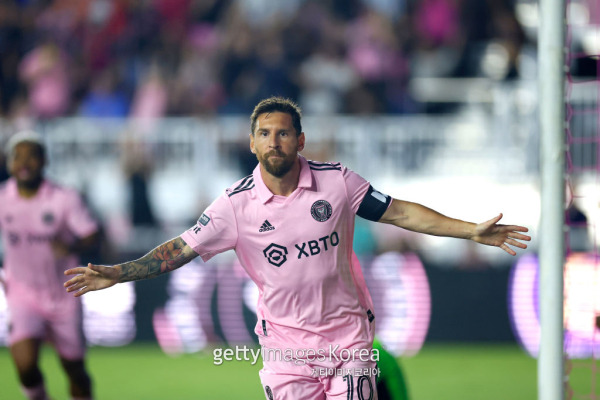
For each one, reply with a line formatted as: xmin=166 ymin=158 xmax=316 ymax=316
xmin=118 ymin=237 xmax=198 ymax=282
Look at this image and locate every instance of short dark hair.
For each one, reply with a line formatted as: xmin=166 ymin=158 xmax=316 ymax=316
xmin=250 ymin=97 xmax=302 ymax=136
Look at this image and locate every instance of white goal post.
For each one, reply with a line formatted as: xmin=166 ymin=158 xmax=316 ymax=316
xmin=538 ymin=0 xmax=566 ymax=399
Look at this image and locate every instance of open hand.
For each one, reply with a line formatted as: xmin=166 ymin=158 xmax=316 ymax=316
xmin=64 ymin=263 xmax=120 ymax=297
xmin=472 ymin=213 xmax=531 ymax=256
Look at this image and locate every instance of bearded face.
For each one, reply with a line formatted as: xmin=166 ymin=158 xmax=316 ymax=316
xmin=250 ymin=112 xmax=305 ymax=179
xmin=255 ymin=147 xmax=297 ymax=178
xmin=9 ymin=142 xmax=45 ymax=189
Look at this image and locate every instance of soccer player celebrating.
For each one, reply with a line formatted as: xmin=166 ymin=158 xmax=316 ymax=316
xmin=64 ymin=97 xmax=530 ymax=400
xmin=1 ymin=131 xmax=100 ymax=400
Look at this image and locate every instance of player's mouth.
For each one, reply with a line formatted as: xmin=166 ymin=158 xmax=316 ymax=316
xmin=16 ymin=168 xmax=33 ymax=179
xmin=268 ymin=152 xmax=286 ymax=160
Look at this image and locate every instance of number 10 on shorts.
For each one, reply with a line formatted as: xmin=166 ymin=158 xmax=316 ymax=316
xmin=343 ymin=374 xmax=374 ymax=400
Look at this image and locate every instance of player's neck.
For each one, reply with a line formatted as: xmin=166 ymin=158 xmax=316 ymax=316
xmin=16 ymin=178 xmax=42 ymax=198
xmin=260 ymin=158 xmax=301 ymax=197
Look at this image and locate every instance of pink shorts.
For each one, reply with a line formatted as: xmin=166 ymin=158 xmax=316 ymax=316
xmin=259 ymin=348 xmax=379 ymax=400
xmin=7 ymin=293 xmax=86 ymax=360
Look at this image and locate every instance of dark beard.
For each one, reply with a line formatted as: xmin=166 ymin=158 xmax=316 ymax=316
xmin=16 ymin=175 xmax=43 ymax=190
xmin=258 ymin=152 xmax=295 ymax=178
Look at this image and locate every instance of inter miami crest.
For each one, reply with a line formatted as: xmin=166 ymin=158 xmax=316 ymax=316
xmin=310 ymin=200 xmax=332 ymax=222
xmin=42 ymin=212 xmax=54 ymax=225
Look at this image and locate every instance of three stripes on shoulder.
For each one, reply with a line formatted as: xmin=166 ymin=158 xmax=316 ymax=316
xmin=228 ymin=160 xmax=341 ymax=198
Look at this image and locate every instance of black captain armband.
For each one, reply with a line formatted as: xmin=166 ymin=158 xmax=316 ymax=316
xmin=356 ymin=185 xmax=392 ymax=222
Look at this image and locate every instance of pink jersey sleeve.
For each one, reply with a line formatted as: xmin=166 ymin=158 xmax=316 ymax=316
xmin=343 ymin=166 xmax=393 ymax=221
xmin=342 ymin=166 xmax=373 ymax=213
xmin=180 ymin=194 xmax=238 ymax=262
xmin=64 ymin=191 xmax=98 ymax=238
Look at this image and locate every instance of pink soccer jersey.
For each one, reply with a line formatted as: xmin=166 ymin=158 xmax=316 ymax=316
xmin=0 ymin=178 xmax=99 ymax=302
xmin=181 ymin=155 xmax=392 ymax=353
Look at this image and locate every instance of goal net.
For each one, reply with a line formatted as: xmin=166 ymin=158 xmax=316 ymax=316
xmin=564 ymin=0 xmax=600 ymax=398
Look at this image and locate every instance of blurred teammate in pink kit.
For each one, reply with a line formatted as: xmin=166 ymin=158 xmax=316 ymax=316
xmin=65 ymin=97 xmax=531 ymax=400
xmin=0 ymin=131 xmax=99 ymax=400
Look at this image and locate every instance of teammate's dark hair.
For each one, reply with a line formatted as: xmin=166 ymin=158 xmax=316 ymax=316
xmin=250 ymin=97 xmax=302 ymax=136
xmin=12 ymin=141 xmax=46 ymax=162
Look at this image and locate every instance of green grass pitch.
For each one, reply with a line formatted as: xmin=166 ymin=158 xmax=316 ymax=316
xmin=0 ymin=343 xmax=595 ymax=399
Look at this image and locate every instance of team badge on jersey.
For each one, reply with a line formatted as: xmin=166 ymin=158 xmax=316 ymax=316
xmin=311 ymin=200 xmax=332 ymax=222
xmin=42 ymin=212 xmax=54 ymax=225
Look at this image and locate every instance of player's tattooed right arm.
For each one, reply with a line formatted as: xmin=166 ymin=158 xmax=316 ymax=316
xmin=65 ymin=236 xmax=201 ymax=296
xmin=118 ymin=237 xmax=199 ymax=282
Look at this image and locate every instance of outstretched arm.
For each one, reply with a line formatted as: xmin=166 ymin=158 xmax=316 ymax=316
xmin=378 ymin=199 xmax=531 ymax=255
xmin=64 ymin=236 xmax=198 ymax=297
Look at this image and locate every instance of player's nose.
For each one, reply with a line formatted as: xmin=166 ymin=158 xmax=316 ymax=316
xmin=268 ymin=133 xmax=280 ymax=148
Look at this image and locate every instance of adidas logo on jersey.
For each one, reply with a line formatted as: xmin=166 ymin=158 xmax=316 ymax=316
xmin=259 ymin=220 xmax=275 ymax=232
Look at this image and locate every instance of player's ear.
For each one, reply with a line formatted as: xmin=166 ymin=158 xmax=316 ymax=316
xmin=249 ymin=133 xmax=256 ymax=154
xmin=297 ymin=132 xmax=305 ymax=152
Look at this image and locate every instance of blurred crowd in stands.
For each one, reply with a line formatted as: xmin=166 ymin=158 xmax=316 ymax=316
xmin=0 ymin=0 xmax=598 ymax=265
xmin=0 ymin=0 xmax=533 ymax=124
